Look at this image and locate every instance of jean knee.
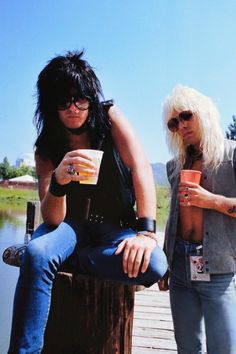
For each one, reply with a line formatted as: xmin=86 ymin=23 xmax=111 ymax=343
xmin=31 ymin=223 xmax=55 ymax=240
xmin=22 ymin=239 xmax=59 ymax=277
xmin=148 ymin=246 xmax=168 ymax=280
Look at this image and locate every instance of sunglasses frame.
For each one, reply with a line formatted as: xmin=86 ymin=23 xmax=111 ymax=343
xmin=57 ymin=96 xmax=90 ymax=111
xmin=167 ymin=111 xmax=193 ymax=132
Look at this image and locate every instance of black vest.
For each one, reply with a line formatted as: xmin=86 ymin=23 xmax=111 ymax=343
xmin=65 ymin=135 xmax=136 ymax=228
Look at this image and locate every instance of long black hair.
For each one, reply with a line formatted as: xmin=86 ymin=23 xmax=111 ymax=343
xmin=34 ymin=50 xmax=111 ymax=166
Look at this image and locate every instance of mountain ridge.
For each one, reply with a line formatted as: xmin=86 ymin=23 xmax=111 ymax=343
xmin=151 ymin=162 xmax=169 ymax=186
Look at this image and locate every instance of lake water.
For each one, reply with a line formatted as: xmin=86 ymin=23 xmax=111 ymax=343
xmin=0 ymin=209 xmax=26 ymax=354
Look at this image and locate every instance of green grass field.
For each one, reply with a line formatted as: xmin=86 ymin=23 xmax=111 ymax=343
xmin=156 ymin=185 xmax=170 ymax=230
xmin=0 ymin=187 xmax=38 ymax=211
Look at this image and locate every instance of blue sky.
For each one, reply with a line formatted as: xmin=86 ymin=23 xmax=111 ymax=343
xmin=1 ymin=0 xmax=236 ymax=165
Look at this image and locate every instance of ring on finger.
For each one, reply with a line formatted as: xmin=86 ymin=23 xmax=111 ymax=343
xmin=67 ymin=164 xmax=77 ymax=176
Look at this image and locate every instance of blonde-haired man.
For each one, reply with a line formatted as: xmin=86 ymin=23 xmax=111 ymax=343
xmin=159 ymin=85 xmax=236 ymax=354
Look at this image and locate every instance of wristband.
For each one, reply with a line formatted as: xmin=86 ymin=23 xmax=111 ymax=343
xmin=137 ymin=231 xmax=158 ymax=245
xmin=137 ymin=218 xmax=156 ymax=233
xmin=49 ymin=172 xmax=67 ymax=197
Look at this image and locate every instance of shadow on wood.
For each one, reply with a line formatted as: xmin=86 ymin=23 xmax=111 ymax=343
xmin=42 ymin=273 xmax=135 ymax=354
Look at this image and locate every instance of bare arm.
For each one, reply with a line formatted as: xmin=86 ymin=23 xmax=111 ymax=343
xmin=108 ymin=105 xmax=157 ymax=277
xmin=109 ymin=105 xmax=156 ymax=219
xmin=214 ymin=197 xmax=236 ymax=217
xmin=35 ymin=154 xmax=66 ymax=226
xmin=179 ymin=181 xmax=236 ymax=218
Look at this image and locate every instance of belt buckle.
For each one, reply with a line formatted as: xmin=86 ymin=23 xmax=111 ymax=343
xmin=88 ymin=213 xmax=104 ymax=224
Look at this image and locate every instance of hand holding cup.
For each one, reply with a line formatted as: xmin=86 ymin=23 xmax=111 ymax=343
xmin=55 ymin=149 xmax=103 ymax=185
xmin=179 ymin=170 xmax=202 ymax=207
xmin=78 ymin=149 xmax=104 ymax=185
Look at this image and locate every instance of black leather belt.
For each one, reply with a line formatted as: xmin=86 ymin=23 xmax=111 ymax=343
xmin=66 ymin=197 xmax=135 ymax=227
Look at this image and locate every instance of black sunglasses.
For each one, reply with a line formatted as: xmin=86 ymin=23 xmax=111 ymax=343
xmin=56 ymin=96 xmax=90 ymax=111
xmin=167 ymin=111 xmax=193 ymax=132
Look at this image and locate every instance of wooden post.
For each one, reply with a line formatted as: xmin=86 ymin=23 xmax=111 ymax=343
xmin=10 ymin=200 xmax=135 ymax=353
xmin=26 ymin=201 xmax=40 ymax=235
xmin=2 ymin=201 xmax=41 ymax=266
xmin=42 ymin=273 xmax=135 ymax=354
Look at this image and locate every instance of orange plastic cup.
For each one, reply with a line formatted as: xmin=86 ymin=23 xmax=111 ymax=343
xmin=180 ymin=170 xmax=202 ymax=184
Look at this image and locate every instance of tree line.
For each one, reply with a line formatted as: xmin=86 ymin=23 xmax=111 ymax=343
xmin=0 ymin=157 xmax=36 ymax=180
xmin=226 ymin=115 xmax=236 ymax=140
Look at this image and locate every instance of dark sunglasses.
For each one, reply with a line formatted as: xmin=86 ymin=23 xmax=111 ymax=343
xmin=167 ymin=111 xmax=193 ymax=132
xmin=56 ymin=96 xmax=90 ymax=111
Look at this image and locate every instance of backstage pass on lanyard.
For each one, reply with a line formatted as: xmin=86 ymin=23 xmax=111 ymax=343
xmin=189 ymin=245 xmax=210 ymax=281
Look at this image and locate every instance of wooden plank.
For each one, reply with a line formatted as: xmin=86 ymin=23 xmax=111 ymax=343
xmin=133 ymin=318 xmax=174 ymax=330
xmin=133 ymin=336 xmax=177 ymax=350
xmin=133 ymin=327 xmax=175 ymax=340
xmin=134 ymin=307 xmax=172 ymax=314
xmin=132 ymin=348 xmax=177 ymax=354
xmin=134 ymin=316 xmax=172 ymax=323
xmin=132 ymin=285 xmax=177 ymax=353
xmin=134 ymin=297 xmax=170 ymax=306
xmin=134 ymin=302 xmax=171 ymax=310
xmin=134 ymin=307 xmax=172 ymax=316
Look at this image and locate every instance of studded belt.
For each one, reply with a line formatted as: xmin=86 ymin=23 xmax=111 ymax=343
xmin=86 ymin=212 xmax=123 ymax=225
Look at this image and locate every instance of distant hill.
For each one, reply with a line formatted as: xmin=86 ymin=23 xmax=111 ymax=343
xmin=151 ymin=162 xmax=169 ymax=186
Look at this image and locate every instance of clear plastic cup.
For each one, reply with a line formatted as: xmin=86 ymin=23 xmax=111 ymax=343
xmin=79 ymin=149 xmax=104 ymax=185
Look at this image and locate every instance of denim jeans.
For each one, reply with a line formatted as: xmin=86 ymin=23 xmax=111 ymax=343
xmin=8 ymin=220 xmax=167 ymax=354
xmin=169 ymin=238 xmax=236 ymax=354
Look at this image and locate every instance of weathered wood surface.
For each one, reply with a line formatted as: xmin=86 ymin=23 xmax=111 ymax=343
xmin=132 ymin=286 xmax=177 ymax=353
xmin=43 ymin=273 xmax=135 ymax=354
xmin=132 ymin=231 xmax=177 ymax=354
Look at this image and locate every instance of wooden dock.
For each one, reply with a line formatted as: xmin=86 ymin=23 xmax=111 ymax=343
xmin=132 ymin=286 xmax=177 ymax=353
xmin=132 ymin=231 xmax=177 ymax=353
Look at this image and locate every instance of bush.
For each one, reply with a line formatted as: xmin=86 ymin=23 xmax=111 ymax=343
xmin=156 ymin=185 xmax=170 ymax=230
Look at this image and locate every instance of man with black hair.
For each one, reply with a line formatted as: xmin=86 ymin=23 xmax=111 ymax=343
xmin=8 ymin=51 xmax=167 ymax=353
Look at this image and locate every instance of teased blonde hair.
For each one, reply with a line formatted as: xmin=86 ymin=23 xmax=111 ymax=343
xmin=162 ymin=85 xmax=224 ymax=172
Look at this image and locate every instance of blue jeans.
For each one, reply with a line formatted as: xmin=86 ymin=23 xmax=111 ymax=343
xmin=169 ymin=238 xmax=236 ymax=354
xmin=8 ymin=220 xmax=167 ymax=353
